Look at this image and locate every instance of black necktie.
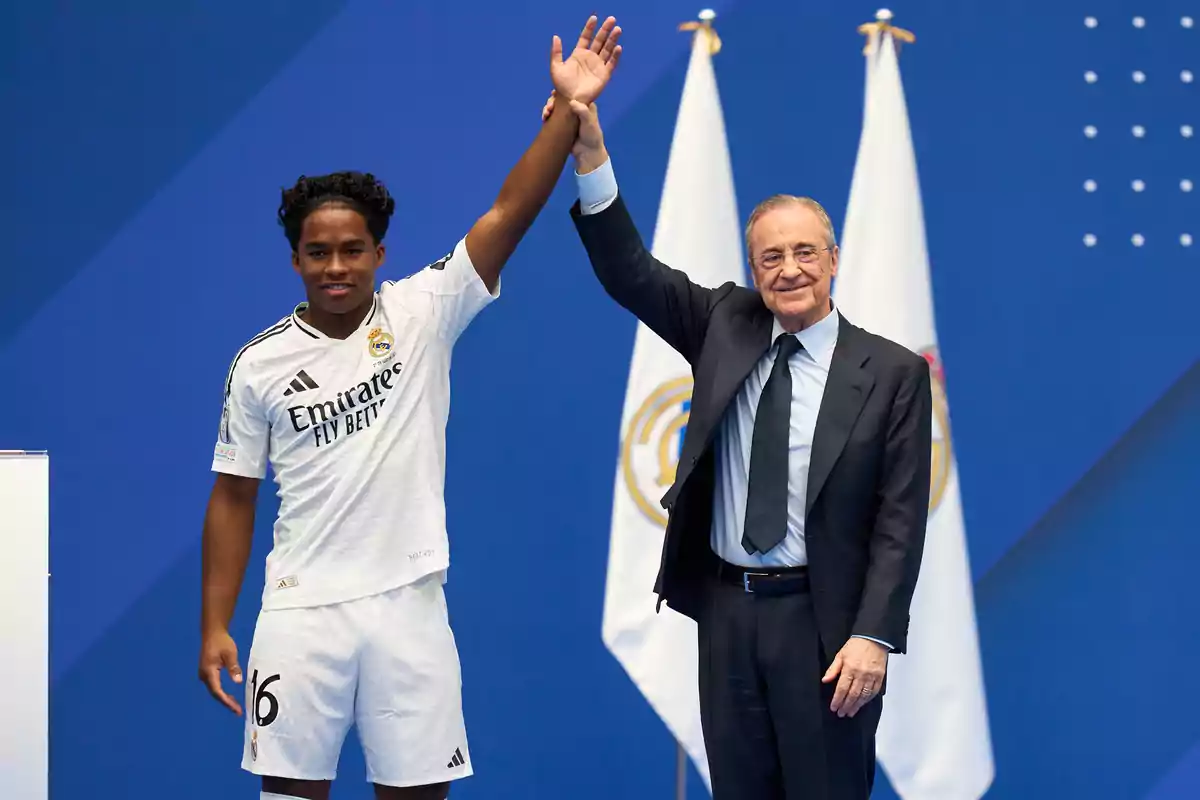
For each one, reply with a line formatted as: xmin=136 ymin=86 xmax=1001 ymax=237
xmin=742 ymin=333 xmax=802 ymax=555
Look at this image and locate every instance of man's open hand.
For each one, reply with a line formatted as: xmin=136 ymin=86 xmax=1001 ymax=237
xmin=199 ymin=628 xmax=244 ymax=715
xmin=549 ymin=15 xmax=622 ymax=105
xmin=822 ymin=637 xmax=888 ymax=718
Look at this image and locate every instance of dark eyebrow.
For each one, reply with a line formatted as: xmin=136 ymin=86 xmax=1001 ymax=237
xmin=304 ymin=238 xmax=367 ymax=251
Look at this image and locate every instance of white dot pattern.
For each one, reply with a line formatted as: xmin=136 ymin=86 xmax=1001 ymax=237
xmin=1079 ymin=17 xmax=1194 ymax=250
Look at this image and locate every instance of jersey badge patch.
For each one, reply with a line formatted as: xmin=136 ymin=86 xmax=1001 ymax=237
xmin=367 ymin=327 xmax=395 ymax=358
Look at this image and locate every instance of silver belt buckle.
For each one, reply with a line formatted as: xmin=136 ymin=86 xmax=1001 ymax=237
xmin=743 ymin=571 xmax=768 ymax=593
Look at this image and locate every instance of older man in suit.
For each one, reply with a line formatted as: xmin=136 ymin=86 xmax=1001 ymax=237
xmin=548 ymin=93 xmax=932 ymax=799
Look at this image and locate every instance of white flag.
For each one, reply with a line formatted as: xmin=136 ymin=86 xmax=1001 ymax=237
xmin=833 ymin=26 xmax=995 ymax=800
xmin=600 ymin=20 xmax=744 ymax=795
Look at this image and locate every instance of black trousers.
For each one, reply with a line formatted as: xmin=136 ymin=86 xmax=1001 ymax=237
xmin=697 ymin=568 xmax=883 ymax=800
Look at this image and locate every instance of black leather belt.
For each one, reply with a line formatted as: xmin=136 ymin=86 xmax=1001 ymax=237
xmin=716 ymin=559 xmax=810 ymax=595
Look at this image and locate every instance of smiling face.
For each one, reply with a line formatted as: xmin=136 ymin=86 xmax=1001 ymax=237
xmin=291 ymin=203 xmax=385 ymax=317
xmin=746 ymin=198 xmax=838 ymax=332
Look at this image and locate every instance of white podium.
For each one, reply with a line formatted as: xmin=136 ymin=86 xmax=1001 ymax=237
xmin=0 ymin=451 xmax=48 ymax=800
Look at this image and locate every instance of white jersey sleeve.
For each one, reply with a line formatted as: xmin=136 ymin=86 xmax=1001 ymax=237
xmin=381 ymin=236 xmax=499 ymax=342
xmin=212 ymin=353 xmax=270 ymax=479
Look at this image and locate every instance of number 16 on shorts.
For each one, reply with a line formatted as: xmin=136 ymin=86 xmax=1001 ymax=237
xmin=247 ymin=668 xmax=280 ymax=762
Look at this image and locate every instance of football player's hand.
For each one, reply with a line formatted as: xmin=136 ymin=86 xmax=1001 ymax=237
xmin=199 ymin=628 xmax=244 ymax=715
xmin=549 ymin=14 xmax=622 ymax=105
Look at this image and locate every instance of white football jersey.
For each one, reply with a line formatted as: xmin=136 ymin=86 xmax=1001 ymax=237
xmin=211 ymin=236 xmax=498 ymax=611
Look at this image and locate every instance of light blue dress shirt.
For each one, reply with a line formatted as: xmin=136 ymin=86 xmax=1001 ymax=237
xmin=576 ymin=158 xmax=892 ymax=651
xmin=710 ymin=313 xmax=839 ymax=571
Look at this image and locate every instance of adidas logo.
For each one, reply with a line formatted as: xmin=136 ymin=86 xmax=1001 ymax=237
xmin=446 ymin=747 xmax=466 ymax=769
xmin=282 ymin=370 xmax=319 ymax=397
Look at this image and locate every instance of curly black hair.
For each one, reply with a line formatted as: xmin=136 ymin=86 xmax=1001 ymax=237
xmin=277 ymin=171 xmax=396 ymax=251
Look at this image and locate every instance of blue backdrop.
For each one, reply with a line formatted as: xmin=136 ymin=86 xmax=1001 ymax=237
xmin=4 ymin=0 xmax=1197 ymax=797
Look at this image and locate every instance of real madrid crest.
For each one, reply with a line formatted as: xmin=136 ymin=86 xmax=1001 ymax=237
xmin=918 ymin=346 xmax=954 ymax=513
xmin=620 ymin=376 xmax=693 ymax=528
xmin=367 ymin=326 xmax=395 ymax=359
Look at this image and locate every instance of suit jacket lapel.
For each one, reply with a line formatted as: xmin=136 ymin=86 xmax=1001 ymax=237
xmin=806 ymin=317 xmax=875 ymax=517
xmin=660 ymin=299 xmax=773 ymax=510
xmin=706 ymin=302 xmax=774 ymax=438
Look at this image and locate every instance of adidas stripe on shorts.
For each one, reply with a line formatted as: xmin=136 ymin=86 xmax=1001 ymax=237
xmin=241 ymin=572 xmax=472 ymax=786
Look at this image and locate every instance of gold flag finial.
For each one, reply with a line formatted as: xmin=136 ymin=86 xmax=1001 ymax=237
xmin=679 ymin=8 xmax=722 ymax=55
xmin=858 ymin=8 xmax=915 ymax=55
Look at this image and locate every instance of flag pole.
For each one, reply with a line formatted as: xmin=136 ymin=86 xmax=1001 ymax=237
xmin=675 ymin=740 xmax=687 ymax=800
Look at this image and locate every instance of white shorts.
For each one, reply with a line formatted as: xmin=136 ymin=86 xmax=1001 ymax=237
xmin=241 ymin=573 xmax=471 ymax=787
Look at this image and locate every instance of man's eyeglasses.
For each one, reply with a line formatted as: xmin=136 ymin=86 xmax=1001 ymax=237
xmin=756 ymin=246 xmax=831 ymax=269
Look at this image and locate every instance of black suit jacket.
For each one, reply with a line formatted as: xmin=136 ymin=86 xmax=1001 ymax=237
xmin=573 ymin=194 xmax=932 ymax=657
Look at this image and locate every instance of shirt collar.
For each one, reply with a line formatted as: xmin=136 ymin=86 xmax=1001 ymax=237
xmin=772 ymin=304 xmax=840 ymax=371
xmin=291 ymin=294 xmax=380 ymax=340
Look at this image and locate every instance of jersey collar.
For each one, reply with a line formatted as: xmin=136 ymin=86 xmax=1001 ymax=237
xmin=291 ymin=294 xmax=379 ymax=340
